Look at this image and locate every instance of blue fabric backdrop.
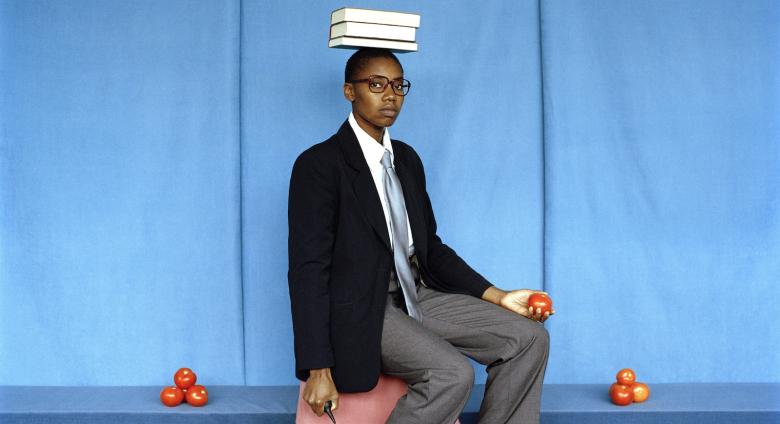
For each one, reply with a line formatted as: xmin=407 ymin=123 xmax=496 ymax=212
xmin=1 ymin=0 xmax=777 ymax=386
xmin=540 ymin=0 xmax=780 ymax=383
xmin=1 ymin=0 xmax=245 ymax=385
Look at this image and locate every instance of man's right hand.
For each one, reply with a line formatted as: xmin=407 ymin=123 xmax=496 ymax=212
xmin=303 ymin=368 xmax=339 ymax=416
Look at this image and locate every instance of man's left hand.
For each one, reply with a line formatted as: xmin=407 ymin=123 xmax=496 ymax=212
xmin=481 ymin=286 xmax=555 ymax=322
xmin=500 ymin=289 xmax=555 ymax=322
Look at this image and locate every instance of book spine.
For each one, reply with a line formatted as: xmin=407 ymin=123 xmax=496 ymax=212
xmin=330 ymin=8 xmax=346 ymax=25
xmin=329 ymin=36 xmax=418 ymax=52
xmin=330 ymin=22 xmax=416 ymax=42
xmin=330 ymin=8 xmax=420 ymax=28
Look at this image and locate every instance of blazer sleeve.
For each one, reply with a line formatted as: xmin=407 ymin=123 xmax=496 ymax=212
xmin=412 ymin=149 xmax=494 ymax=298
xmin=288 ymin=148 xmax=338 ymax=372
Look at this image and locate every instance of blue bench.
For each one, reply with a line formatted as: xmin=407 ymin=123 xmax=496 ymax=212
xmin=1 ymin=384 xmax=778 ymax=423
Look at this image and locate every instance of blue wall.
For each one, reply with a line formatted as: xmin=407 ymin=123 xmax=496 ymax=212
xmin=1 ymin=0 xmax=245 ymax=385
xmin=1 ymin=0 xmax=778 ymax=386
xmin=541 ymin=0 xmax=780 ymax=383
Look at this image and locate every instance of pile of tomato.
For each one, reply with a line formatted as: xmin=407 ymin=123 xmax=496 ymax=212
xmin=160 ymin=367 xmax=209 ymax=407
xmin=609 ymin=368 xmax=650 ymax=405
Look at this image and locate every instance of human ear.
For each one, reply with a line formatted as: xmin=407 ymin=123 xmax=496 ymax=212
xmin=343 ymin=83 xmax=355 ymax=102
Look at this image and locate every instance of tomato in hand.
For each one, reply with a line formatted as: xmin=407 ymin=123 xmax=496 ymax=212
xmin=616 ymin=368 xmax=636 ymax=386
xmin=160 ymin=386 xmax=184 ymax=407
xmin=186 ymin=384 xmax=208 ymax=407
xmin=174 ymin=368 xmax=197 ymax=390
xmin=632 ymin=382 xmax=650 ymax=403
xmin=609 ymin=383 xmax=634 ymax=406
xmin=527 ymin=293 xmax=553 ymax=319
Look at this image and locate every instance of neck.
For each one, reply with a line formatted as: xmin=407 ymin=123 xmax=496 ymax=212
xmin=353 ymin=113 xmax=384 ymax=143
xmin=372 ymin=129 xmax=384 ymax=144
xmin=363 ymin=124 xmax=384 ymax=144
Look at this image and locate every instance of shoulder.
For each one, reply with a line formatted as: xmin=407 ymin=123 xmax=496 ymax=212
xmin=391 ymin=138 xmax=424 ymax=170
xmin=292 ymin=134 xmax=341 ymax=176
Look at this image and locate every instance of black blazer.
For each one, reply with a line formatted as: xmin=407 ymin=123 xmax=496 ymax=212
xmin=288 ymin=121 xmax=493 ymax=392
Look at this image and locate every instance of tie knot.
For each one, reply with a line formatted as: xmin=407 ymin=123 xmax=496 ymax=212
xmin=381 ymin=150 xmax=393 ymax=169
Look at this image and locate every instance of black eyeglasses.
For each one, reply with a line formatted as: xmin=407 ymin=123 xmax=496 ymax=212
xmin=349 ymin=75 xmax=411 ymax=96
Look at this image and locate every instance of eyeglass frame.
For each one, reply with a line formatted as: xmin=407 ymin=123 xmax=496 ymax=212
xmin=347 ymin=75 xmax=412 ymax=96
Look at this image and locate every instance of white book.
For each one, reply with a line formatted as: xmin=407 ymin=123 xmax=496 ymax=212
xmin=331 ymin=7 xmax=420 ymax=28
xmin=330 ymin=21 xmax=416 ymax=42
xmin=329 ymin=36 xmax=418 ymax=52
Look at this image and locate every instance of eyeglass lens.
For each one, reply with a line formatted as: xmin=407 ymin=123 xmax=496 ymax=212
xmin=368 ymin=76 xmax=410 ymax=95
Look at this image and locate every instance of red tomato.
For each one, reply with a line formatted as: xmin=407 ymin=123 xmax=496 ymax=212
xmin=609 ymin=383 xmax=634 ymax=406
xmin=186 ymin=385 xmax=208 ymax=407
xmin=181 ymin=388 xmax=188 ymax=403
xmin=632 ymin=382 xmax=650 ymax=403
xmin=160 ymin=386 xmax=184 ymax=407
xmin=616 ymin=368 xmax=636 ymax=386
xmin=174 ymin=368 xmax=197 ymax=390
xmin=527 ymin=293 xmax=553 ymax=317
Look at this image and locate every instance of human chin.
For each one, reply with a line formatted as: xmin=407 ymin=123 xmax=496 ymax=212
xmin=375 ymin=111 xmax=400 ymax=127
xmin=371 ymin=115 xmax=397 ymax=128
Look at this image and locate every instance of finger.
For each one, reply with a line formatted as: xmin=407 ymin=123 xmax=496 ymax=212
xmin=511 ymin=307 xmax=527 ymax=317
xmin=305 ymin=396 xmax=316 ymax=409
xmin=331 ymin=399 xmax=339 ymax=412
xmin=312 ymin=400 xmax=324 ymax=416
xmin=310 ymin=403 xmax=323 ymax=416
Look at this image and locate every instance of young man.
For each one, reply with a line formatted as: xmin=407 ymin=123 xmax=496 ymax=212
xmin=288 ymin=48 xmax=553 ymax=424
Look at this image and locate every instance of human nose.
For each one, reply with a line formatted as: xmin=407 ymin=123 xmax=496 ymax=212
xmin=382 ymin=85 xmax=396 ymax=101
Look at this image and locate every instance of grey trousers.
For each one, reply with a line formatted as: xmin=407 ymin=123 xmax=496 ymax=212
xmin=381 ymin=285 xmax=549 ymax=424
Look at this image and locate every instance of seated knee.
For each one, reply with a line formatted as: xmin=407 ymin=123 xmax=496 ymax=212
xmin=456 ymin=360 xmax=475 ymax=388
xmin=506 ymin=319 xmax=550 ymax=357
xmin=533 ymin=324 xmax=550 ymax=349
xmin=438 ymin=357 xmax=474 ymax=397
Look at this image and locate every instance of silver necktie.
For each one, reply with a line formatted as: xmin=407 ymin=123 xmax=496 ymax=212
xmin=381 ymin=150 xmax=422 ymax=321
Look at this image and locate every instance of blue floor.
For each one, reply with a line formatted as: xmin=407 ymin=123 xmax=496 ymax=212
xmin=1 ymin=384 xmax=778 ymax=423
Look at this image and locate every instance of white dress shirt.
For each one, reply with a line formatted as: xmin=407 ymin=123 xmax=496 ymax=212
xmin=349 ymin=112 xmax=414 ymax=252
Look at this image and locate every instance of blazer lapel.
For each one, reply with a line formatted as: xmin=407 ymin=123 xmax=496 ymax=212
xmin=336 ymin=121 xmax=392 ymax=252
xmin=392 ymin=147 xmax=427 ymax=259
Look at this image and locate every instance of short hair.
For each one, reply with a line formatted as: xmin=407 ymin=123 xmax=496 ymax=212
xmin=344 ymin=48 xmax=404 ymax=82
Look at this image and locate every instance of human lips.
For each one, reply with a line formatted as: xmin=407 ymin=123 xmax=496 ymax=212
xmin=379 ymin=106 xmax=398 ymax=118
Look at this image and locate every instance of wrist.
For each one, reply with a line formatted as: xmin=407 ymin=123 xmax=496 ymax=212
xmin=481 ymin=286 xmax=507 ymax=305
xmin=310 ymin=368 xmax=332 ymax=378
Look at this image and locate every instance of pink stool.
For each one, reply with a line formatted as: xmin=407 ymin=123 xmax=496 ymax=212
xmin=295 ymin=374 xmax=462 ymax=424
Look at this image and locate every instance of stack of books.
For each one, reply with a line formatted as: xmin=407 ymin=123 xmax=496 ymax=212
xmin=328 ymin=7 xmax=420 ymax=52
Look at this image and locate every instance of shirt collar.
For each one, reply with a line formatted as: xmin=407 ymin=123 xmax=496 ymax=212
xmin=349 ymin=112 xmax=394 ymax=167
